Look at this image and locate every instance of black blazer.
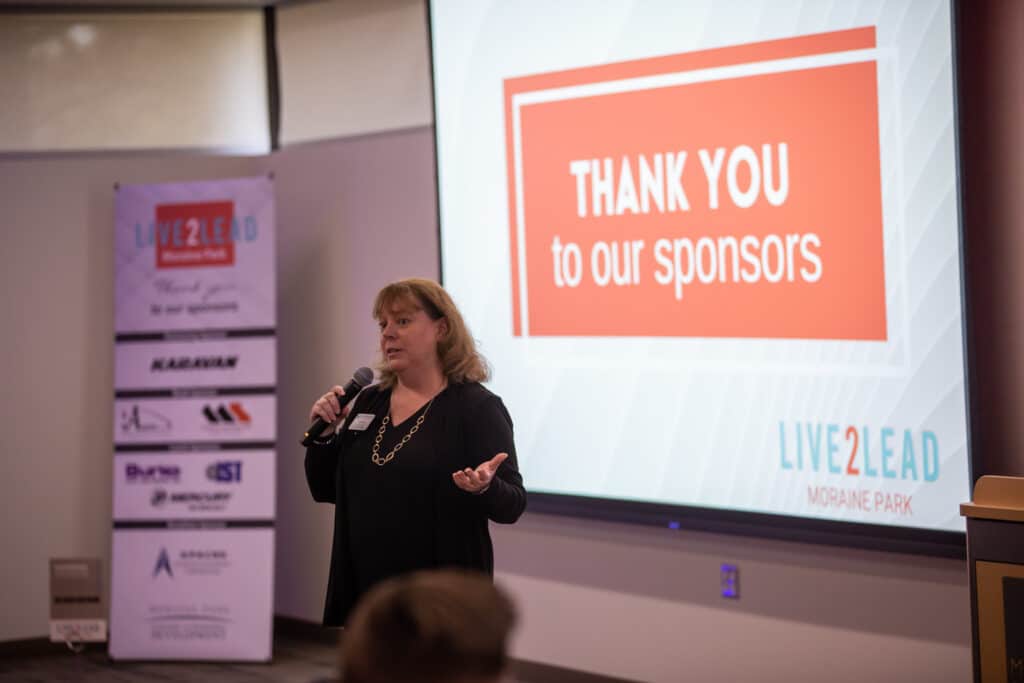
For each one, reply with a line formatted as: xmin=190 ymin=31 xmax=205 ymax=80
xmin=304 ymin=381 xmax=527 ymax=626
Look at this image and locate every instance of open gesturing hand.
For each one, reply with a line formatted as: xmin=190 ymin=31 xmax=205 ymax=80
xmin=452 ymin=452 xmax=508 ymax=495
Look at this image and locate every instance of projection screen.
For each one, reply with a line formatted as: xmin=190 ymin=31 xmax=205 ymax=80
xmin=430 ymin=0 xmax=969 ymax=553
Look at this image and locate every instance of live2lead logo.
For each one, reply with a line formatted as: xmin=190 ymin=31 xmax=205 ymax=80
xmin=778 ymin=421 xmax=940 ymax=517
xmin=152 ymin=201 xmax=236 ymax=269
xmin=778 ymin=422 xmax=939 ymax=482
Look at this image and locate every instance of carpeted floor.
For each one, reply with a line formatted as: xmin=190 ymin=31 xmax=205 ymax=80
xmin=0 ymin=634 xmax=338 ymax=683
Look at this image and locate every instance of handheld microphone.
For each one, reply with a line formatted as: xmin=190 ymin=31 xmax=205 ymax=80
xmin=301 ymin=366 xmax=374 ymax=447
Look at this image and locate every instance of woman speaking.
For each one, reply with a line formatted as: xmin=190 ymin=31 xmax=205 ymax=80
xmin=304 ymin=278 xmax=527 ymax=626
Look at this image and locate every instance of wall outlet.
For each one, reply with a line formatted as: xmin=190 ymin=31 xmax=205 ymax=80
xmin=720 ymin=563 xmax=739 ymax=599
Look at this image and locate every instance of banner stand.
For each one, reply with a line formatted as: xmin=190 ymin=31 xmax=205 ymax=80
xmin=110 ymin=176 xmax=276 ymax=661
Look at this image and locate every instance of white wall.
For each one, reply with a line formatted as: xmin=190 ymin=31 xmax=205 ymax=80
xmin=276 ymin=0 xmax=433 ymax=145
xmin=0 ymin=11 xmax=269 ymax=152
xmin=494 ymin=514 xmax=967 ymax=682
xmin=0 ymin=153 xmax=262 ymax=642
xmin=265 ymin=128 xmax=440 ymax=621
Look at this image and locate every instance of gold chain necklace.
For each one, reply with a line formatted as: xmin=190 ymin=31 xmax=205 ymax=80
xmin=371 ymin=397 xmax=435 ymax=467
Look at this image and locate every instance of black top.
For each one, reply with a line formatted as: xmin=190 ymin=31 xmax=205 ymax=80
xmin=343 ymin=389 xmax=440 ymax=597
xmin=304 ymin=381 xmax=527 ymax=626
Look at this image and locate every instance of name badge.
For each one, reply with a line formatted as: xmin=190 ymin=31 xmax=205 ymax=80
xmin=348 ymin=413 xmax=376 ymax=431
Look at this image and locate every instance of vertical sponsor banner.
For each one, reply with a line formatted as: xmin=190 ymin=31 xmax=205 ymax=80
xmin=110 ymin=177 xmax=275 ymax=661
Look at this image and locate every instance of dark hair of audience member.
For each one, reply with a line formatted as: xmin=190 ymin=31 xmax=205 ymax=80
xmin=339 ymin=569 xmax=517 ymax=683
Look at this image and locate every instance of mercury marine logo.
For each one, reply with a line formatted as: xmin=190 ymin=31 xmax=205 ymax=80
xmin=151 ymin=356 xmax=238 ymax=371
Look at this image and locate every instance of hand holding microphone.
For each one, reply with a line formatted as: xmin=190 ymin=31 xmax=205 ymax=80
xmin=301 ymin=367 xmax=374 ymax=446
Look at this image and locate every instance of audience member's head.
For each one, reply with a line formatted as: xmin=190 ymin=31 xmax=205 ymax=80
xmin=340 ymin=569 xmax=517 ymax=683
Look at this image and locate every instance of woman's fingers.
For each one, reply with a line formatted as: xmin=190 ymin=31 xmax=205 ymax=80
xmin=309 ymin=386 xmax=347 ymax=423
xmin=451 ymin=453 xmax=511 ymax=492
xmin=486 ymin=452 xmax=508 ymax=472
xmin=328 ymin=386 xmax=346 ymax=414
xmin=452 ymin=468 xmax=485 ymax=492
xmin=331 ymin=386 xmax=353 ymax=420
xmin=319 ymin=396 xmax=337 ymax=422
xmin=476 ymin=466 xmax=494 ymax=486
xmin=452 ymin=470 xmax=472 ymax=491
xmin=463 ymin=467 xmax=484 ymax=488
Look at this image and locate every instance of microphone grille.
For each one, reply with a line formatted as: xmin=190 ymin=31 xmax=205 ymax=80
xmin=353 ymin=366 xmax=374 ymax=387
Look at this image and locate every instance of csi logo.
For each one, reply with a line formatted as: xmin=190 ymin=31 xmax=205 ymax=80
xmin=125 ymin=463 xmax=180 ymax=484
xmin=120 ymin=405 xmax=172 ymax=433
xmin=206 ymin=461 xmax=242 ymax=483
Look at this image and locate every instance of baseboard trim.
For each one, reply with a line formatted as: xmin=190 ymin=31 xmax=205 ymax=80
xmin=5 ymin=618 xmax=641 ymax=683
xmin=0 ymin=636 xmax=62 ymax=658
xmin=273 ymin=614 xmax=339 ymax=645
xmin=508 ymin=658 xmax=643 ymax=683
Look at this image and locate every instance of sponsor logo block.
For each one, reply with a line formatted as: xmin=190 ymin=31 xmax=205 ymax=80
xmin=114 ymin=396 xmax=274 ymax=445
xmin=113 ymin=451 xmax=274 ymax=520
xmin=114 ymin=338 xmax=275 ymax=391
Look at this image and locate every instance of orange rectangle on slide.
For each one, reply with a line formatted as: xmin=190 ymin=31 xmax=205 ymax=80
xmin=504 ymin=28 xmax=886 ymax=340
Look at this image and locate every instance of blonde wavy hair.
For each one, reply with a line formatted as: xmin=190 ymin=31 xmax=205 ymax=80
xmin=372 ymin=278 xmax=490 ymax=388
